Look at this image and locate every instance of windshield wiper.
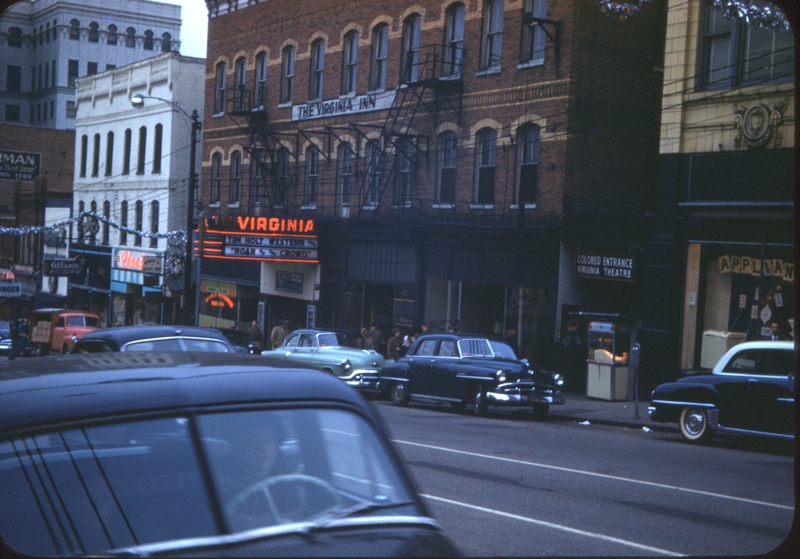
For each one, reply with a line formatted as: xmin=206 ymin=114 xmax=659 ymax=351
xmin=311 ymin=500 xmax=416 ymax=528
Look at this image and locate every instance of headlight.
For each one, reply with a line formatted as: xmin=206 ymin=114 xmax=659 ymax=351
xmin=342 ymin=360 xmax=351 ymax=371
xmin=552 ymin=373 xmax=564 ymax=386
xmin=495 ymin=370 xmax=507 ymax=383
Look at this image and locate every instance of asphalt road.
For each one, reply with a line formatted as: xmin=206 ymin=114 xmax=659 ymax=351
xmin=371 ymin=399 xmax=795 ymax=557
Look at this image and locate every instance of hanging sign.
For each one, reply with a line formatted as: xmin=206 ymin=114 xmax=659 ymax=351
xmin=292 ymin=90 xmax=396 ymax=121
xmin=575 ymin=252 xmax=636 ymax=282
xmin=203 ymin=215 xmax=318 ymax=264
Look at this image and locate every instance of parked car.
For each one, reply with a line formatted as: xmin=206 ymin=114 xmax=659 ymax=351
xmin=0 ymin=352 xmax=460 ymax=557
xmin=71 ymin=324 xmax=237 ymax=353
xmin=28 ymin=308 xmax=101 ymax=355
xmin=647 ymin=340 xmax=794 ymax=443
xmin=261 ymin=329 xmax=385 ymax=389
xmin=211 ymin=327 xmax=257 ymax=353
xmin=0 ymin=321 xmax=33 ymax=357
xmin=378 ymin=333 xmax=565 ymax=419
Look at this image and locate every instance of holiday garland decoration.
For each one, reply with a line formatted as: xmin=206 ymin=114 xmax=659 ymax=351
xmin=594 ymin=0 xmax=790 ymax=31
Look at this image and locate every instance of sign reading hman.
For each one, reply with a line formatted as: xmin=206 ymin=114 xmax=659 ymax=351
xmin=0 ymin=150 xmax=40 ymax=181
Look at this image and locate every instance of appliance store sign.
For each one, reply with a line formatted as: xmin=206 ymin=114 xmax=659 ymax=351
xmin=575 ymin=252 xmax=636 ymax=282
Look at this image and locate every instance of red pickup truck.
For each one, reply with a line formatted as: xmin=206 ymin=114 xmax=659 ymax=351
xmin=28 ymin=308 xmax=102 ymax=355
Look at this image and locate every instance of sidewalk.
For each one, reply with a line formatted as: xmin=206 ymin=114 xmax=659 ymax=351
xmin=549 ymin=391 xmax=678 ymax=433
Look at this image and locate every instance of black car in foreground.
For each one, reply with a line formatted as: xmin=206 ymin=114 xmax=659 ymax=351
xmin=378 ymin=333 xmax=564 ymax=419
xmin=70 ymin=324 xmax=237 ymax=353
xmin=647 ymin=340 xmax=794 ymax=444
xmin=0 ymin=352 xmax=460 ymax=557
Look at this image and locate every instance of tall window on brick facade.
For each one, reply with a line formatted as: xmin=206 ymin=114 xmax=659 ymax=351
xmin=474 ymin=128 xmax=496 ymax=204
xmin=281 ymin=46 xmax=295 ymax=104
xmin=150 ymin=201 xmax=159 ymax=248
xmin=700 ymin=0 xmax=793 ymax=89
xmin=88 ymin=22 xmax=99 ymax=43
xmin=152 ymin=124 xmax=162 ymax=173
xmin=80 ymin=135 xmax=88 ymax=177
xmin=120 ymin=201 xmax=128 ymax=245
xmin=401 ymin=15 xmax=421 ymax=83
xmin=107 ymin=24 xmax=117 ymax=45
xmin=342 ymin=31 xmax=359 ymax=95
xmin=521 ymin=0 xmax=547 ymax=65
xmin=394 ymin=136 xmax=415 ymax=205
xmin=480 ymin=0 xmax=504 ymax=70
xmin=250 ymin=150 xmax=265 ymax=207
xmin=255 ymin=52 xmax=268 ymax=109
xmin=308 ymin=39 xmax=325 ymax=101
xmin=91 ymin=133 xmax=101 ymax=177
xmin=137 ymin=126 xmax=147 ymax=174
xmin=102 ymin=201 xmax=110 ymax=245
xmin=126 ymin=27 xmax=136 ymax=48
xmin=134 ymin=201 xmax=143 ymax=247
xmin=275 ymin=148 xmax=290 ymax=207
xmin=230 ymin=150 xmax=242 ymax=204
xmin=337 ymin=142 xmax=353 ymax=208
xmin=105 ymin=131 xmax=114 ymax=176
xmin=516 ymin=124 xmax=539 ymax=205
xmin=123 ymin=128 xmax=132 ymax=174
xmin=437 ymin=132 xmax=457 ymax=203
xmin=370 ymin=24 xmax=388 ymax=91
xmin=365 ymin=139 xmax=382 ymax=206
xmin=443 ymin=4 xmax=464 ymax=77
xmin=304 ymin=145 xmax=319 ymax=206
xmin=214 ymin=62 xmax=226 ymax=114
xmin=233 ymin=57 xmax=246 ymax=112
xmin=211 ymin=153 xmax=222 ymax=204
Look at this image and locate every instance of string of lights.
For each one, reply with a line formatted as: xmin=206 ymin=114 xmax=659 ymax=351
xmin=592 ymin=0 xmax=788 ymax=30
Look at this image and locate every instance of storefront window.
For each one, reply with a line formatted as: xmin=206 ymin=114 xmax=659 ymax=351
xmin=198 ymin=280 xmax=259 ymax=330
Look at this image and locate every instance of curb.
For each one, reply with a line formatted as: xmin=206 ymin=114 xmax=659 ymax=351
xmin=547 ymin=413 xmax=680 ymax=434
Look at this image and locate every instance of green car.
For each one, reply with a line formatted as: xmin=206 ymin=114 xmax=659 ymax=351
xmin=261 ymin=329 xmax=385 ymax=390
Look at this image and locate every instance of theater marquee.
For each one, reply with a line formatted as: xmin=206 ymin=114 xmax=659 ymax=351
xmin=202 ymin=216 xmax=319 ymax=264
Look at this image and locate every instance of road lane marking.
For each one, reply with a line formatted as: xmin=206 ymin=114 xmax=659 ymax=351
xmin=421 ymin=493 xmax=686 ymax=556
xmin=395 ymin=439 xmax=793 ymax=511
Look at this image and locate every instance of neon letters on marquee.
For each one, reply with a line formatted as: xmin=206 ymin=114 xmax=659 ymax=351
xmin=235 ymin=216 xmax=315 ymax=233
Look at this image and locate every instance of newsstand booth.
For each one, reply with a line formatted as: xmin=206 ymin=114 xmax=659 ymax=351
xmin=586 ymin=319 xmax=634 ymax=401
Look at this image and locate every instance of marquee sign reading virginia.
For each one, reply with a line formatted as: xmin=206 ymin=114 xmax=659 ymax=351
xmin=202 ymin=215 xmax=319 ymax=264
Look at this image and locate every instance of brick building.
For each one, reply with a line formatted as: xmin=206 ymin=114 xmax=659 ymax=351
xmin=200 ymin=0 xmax=666 ymax=378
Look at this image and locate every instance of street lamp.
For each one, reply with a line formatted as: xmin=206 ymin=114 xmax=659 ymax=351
xmin=131 ymin=93 xmax=201 ymax=325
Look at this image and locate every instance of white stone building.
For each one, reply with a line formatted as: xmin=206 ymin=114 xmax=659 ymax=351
xmin=70 ymin=52 xmax=205 ymax=325
xmin=1 ymin=0 xmax=182 ymax=130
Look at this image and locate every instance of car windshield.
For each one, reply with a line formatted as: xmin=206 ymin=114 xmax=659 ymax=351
xmin=317 ymin=333 xmax=347 ymax=347
xmin=457 ymin=338 xmax=494 ymax=357
xmin=0 ymin=408 xmax=419 ymax=556
xmin=488 ymin=340 xmax=518 ymax=359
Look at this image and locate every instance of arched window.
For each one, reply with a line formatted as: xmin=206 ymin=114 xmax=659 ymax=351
xmin=341 ymin=31 xmax=359 ymax=95
xmin=45 ymin=23 xmax=50 ymax=43
xmin=308 ymin=39 xmax=325 ymax=101
xmin=77 ymin=201 xmax=85 ymax=239
xmin=443 ymin=4 xmax=465 ymax=77
xmin=52 ymin=19 xmax=58 ymax=41
xmin=280 ymin=46 xmax=295 ymax=104
xmin=233 ymin=57 xmax=247 ymax=112
xmin=143 ymin=29 xmax=153 ymax=50
xmin=134 ymin=201 xmax=143 ymax=247
xmin=211 ymin=153 xmax=222 ymax=204
xmin=275 ymin=148 xmax=290 ymax=207
xmin=394 ymin=136 xmax=415 ymax=205
xmin=161 ymin=32 xmax=172 ymax=52
xmin=79 ymin=135 xmax=88 ymax=177
xmin=365 ymin=140 xmax=382 ymax=206
xmin=474 ymin=128 xmax=497 ymax=203
xmin=126 ymin=27 xmax=136 ymax=48
xmin=437 ymin=132 xmax=458 ymax=203
xmin=8 ymin=27 xmax=22 ymax=47
xmin=107 ymin=24 xmax=117 ymax=45
xmin=229 ymin=151 xmax=242 ymax=204
xmin=69 ymin=19 xmax=80 ymax=40
xmin=214 ymin=62 xmax=226 ymax=114
xmin=480 ymin=0 xmax=504 ymax=70
xmin=123 ymin=128 xmax=132 ymax=175
xmin=337 ymin=142 xmax=354 ymax=208
xmin=150 ymin=201 xmax=159 ymax=248
xmin=137 ymin=126 xmax=147 ymax=174
xmin=102 ymin=201 xmax=111 ymax=245
xmin=89 ymin=201 xmax=98 ymax=244
xmin=120 ymin=201 xmax=128 ymax=245
xmin=88 ymin=22 xmax=99 ymax=42
xmin=304 ymin=145 xmax=319 ymax=206
xmin=255 ymin=52 xmax=268 ymax=109
xmin=370 ymin=24 xmax=388 ymax=91
xmin=105 ymin=131 xmax=114 ymax=177
xmin=92 ymin=133 xmax=101 ymax=177
xmin=250 ymin=149 xmax=266 ymax=207
xmin=401 ymin=15 xmax=421 ymax=83
xmin=152 ymin=123 xmax=163 ymax=173
xmin=516 ymin=124 xmax=540 ymax=205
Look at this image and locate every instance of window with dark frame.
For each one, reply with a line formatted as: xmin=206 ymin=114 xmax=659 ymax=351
xmin=123 ymin=128 xmax=132 ymax=174
xmin=137 ymin=126 xmax=147 ymax=174
xmin=443 ymin=4 xmax=465 ymax=77
xmin=309 ymin=39 xmax=325 ymax=101
xmin=230 ymin=150 xmax=242 ymax=204
xmin=255 ymin=52 xmax=268 ymax=109
xmin=437 ymin=132 xmax=457 ymax=203
xmin=126 ymin=27 xmax=135 ymax=48
xmin=91 ymin=133 xmax=101 ymax=177
xmin=6 ymin=66 xmax=21 ymax=92
xmin=337 ymin=142 xmax=353 ymax=208
xmin=162 ymin=32 xmax=172 ymax=52
xmin=250 ymin=150 xmax=265 ymax=206
xmin=143 ymin=30 xmax=153 ymax=50
xmin=120 ymin=201 xmax=128 ymax=245
xmin=134 ymin=201 xmax=143 ymax=246
xmin=108 ymin=24 xmax=117 ymax=45
xmin=401 ymin=15 xmax=421 ymax=83
xmin=80 ymin=135 xmax=88 ymax=177
xmin=370 ymin=24 xmax=388 ymax=90
xmin=365 ymin=139 xmax=382 ymax=206
xmin=280 ymin=46 xmax=295 ymax=104
xmin=234 ymin=57 xmax=246 ymax=112
xmin=150 ymin=201 xmax=159 ymax=248
xmin=474 ymin=128 xmax=496 ymax=204
xmin=394 ymin=136 xmax=415 ymax=205
xmin=89 ymin=201 xmax=97 ymax=244
xmin=152 ymin=123 xmax=162 ymax=173
xmin=88 ymin=21 xmax=99 ymax=42
xmin=68 ymin=59 xmax=78 ymax=86
xmin=105 ymin=131 xmax=114 ymax=177
xmin=304 ymin=145 xmax=319 ymax=206
xmin=342 ymin=32 xmax=359 ymax=95
xmin=481 ymin=0 xmax=504 ymax=70
xmin=516 ymin=124 xmax=539 ymax=205
xmin=275 ymin=148 xmax=290 ymax=207
xmin=69 ymin=19 xmax=79 ymax=40
xmin=8 ymin=27 xmax=22 ymax=47
xmin=215 ymin=62 xmax=226 ymax=114
xmin=521 ymin=0 xmax=547 ymax=65
xmin=103 ymin=200 xmax=110 ymax=245
xmin=211 ymin=153 xmax=222 ymax=204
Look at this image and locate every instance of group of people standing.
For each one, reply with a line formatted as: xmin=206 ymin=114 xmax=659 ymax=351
xmin=247 ymin=319 xmax=290 ymax=353
xmin=360 ymin=323 xmax=430 ymax=361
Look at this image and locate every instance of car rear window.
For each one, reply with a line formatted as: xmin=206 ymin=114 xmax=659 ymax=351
xmin=725 ymin=348 xmax=794 ymax=376
xmin=123 ymin=338 xmax=232 ymax=352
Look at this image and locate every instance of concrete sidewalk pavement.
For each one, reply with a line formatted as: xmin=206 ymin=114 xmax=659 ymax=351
xmin=549 ymin=391 xmax=678 ymax=433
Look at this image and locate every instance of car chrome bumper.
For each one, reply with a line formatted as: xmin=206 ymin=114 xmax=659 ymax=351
xmin=342 ymin=370 xmax=381 ymax=390
xmin=486 ymin=385 xmax=565 ymax=406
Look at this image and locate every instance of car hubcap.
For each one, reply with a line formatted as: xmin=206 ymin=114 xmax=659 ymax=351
xmin=685 ymin=410 xmax=705 ymax=436
xmin=392 ymin=383 xmax=404 ymax=402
